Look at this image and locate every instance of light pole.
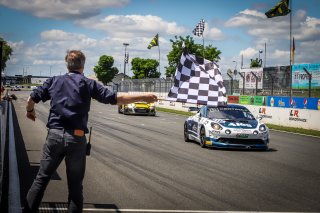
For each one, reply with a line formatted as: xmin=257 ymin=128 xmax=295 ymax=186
xmin=232 ymin=61 xmax=237 ymax=72
xmin=232 ymin=61 xmax=238 ymax=94
xmin=123 ymin=43 xmax=129 ymax=80
xmin=258 ymin=50 xmax=263 ymax=66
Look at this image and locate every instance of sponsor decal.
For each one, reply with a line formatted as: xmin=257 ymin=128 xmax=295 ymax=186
xmin=278 ymin=99 xmax=286 ymax=107
xmin=289 ymin=110 xmax=307 ymax=122
xmin=210 ymin=119 xmax=225 ymax=123
xmin=270 ymin=97 xmax=274 ymax=107
xmin=205 ymin=141 xmax=213 ymax=145
xmin=232 ymin=129 xmax=252 ymax=133
xmin=303 ymin=98 xmax=307 ymax=109
xmin=236 ymin=134 xmax=249 ymax=138
xmin=228 ymin=123 xmax=253 ymax=128
xmin=258 ymin=107 xmax=272 ymax=119
xmin=209 ymin=130 xmax=221 ymax=136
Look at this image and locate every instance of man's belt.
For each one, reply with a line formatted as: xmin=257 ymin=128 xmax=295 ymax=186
xmin=74 ymin=129 xmax=85 ymax=137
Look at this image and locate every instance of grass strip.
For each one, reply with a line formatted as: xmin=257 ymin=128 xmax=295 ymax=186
xmin=265 ymin=123 xmax=320 ymax=137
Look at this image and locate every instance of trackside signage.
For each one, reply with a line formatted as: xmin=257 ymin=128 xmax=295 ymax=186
xmin=118 ymin=92 xmax=320 ymax=131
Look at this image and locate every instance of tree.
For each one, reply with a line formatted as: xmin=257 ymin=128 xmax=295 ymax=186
xmin=250 ymin=58 xmax=262 ymax=68
xmin=165 ymin=35 xmax=221 ymax=77
xmin=131 ymin=58 xmax=160 ymax=79
xmin=0 ymin=37 xmax=13 ymax=72
xmin=93 ymin=55 xmax=119 ymax=85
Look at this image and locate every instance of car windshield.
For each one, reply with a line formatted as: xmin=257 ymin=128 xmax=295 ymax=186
xmin=207 ymin=107 xmax=255 ymax=120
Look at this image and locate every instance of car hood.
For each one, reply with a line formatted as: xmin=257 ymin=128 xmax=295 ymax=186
xmin=134 ymin=102 xmax=153 ymax=108
xmin=216 ymin=119 xmax=258 ymax=129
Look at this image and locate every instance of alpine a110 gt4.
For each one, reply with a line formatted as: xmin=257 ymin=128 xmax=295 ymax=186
xmin=184 ymin=104 xmax=269 ymax=150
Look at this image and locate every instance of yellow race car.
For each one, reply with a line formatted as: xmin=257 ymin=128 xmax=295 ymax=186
xmin=118 ymin=102 xmax=156 ymax=116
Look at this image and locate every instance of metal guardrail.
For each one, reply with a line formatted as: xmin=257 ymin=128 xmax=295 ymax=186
xmin=0 ymin=99 xmax=8 ymax=206
xmin=0 ymin=98 xmax=22 ymax=213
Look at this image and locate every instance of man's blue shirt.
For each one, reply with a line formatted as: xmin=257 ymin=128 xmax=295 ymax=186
xmin=30 ymin=71 xmax=117 ymax=133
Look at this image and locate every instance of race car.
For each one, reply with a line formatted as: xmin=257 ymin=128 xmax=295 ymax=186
xmin=118 ymin=102 xmax=156 ymax=116
xmin=184 ymin=104 xmax=269 ymax=150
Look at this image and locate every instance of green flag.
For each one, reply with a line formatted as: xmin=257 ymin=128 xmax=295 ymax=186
xmin=147 ymin=34 xmax=158 ymax=49
xmin=265 ymin=0 xmax=291 ymax=18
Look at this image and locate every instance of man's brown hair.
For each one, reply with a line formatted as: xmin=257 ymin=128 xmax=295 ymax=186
xmin=65 ymin=50 xmax=86 ymax=71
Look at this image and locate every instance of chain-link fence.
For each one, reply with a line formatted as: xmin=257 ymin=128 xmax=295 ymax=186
xmin=115 ymin=66 xmax=320 ymax=98
xmin=114 ymin=78 xmax=174 ymax=94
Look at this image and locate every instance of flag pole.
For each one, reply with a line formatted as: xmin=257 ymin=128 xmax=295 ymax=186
xmin=202 ymin=34 xmax=205 ymax=59
xmin=289 ymin=0 xmax=292 ymax=99
xmin=202 ymin=19 xmax=205 ymax=59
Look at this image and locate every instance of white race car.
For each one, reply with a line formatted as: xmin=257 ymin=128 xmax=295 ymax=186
xmin=184 ymin=104 xmax=269 ymax=150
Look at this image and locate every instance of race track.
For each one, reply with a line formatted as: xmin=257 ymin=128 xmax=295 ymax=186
xmin=13 ymin=91 xmax=320 ymax=212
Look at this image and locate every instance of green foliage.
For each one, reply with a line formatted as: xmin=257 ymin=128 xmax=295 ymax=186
xmin=165 ymin=35 xmax=221 ymax=77
xmin=131 ymin=58 xmax=160 ymax=79
xmin=250 ymin=58 xmax=262 ymax=68
xmin=0 ymin=37 xmax=13 ymax=72
xmin=93 ymin=55 xmax=119 ymax=85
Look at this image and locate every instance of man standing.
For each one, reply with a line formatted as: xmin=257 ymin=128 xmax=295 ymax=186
xmin=24 ymin=50 xmax=157 ymax=212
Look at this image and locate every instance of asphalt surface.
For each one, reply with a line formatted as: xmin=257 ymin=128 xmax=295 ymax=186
xmin=11 ymin=91 xmax=320 ymax=212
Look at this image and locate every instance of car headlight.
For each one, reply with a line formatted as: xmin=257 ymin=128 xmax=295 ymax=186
xmin=259 ymin=124 xmax=267 ymax=132
xmin=211 ymin=123 xmax=222 ymax=130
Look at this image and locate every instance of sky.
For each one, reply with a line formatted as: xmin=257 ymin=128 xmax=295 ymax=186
xmin=1 ymin=0 xmax=320 ymax=78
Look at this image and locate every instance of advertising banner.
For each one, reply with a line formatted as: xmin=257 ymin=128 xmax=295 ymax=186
xmin=253 ymin=96 xmax=267 ymax=106
xmin=227 ymin=95 xmax=239 ymax=103
xmin=292 ymin=63 xmax=320 ymax=89
xmin=267 ymin=96 xmax=290 ymax=108
xmin=267 ymin=96 xmax=320 ymax=110
xmin=239 ymin=68 xmax=263 ymax=89
xmin=289 ymin=97 xmax=320 ymax=110
xmin=239 ymin=96 xmax=252 ymax=105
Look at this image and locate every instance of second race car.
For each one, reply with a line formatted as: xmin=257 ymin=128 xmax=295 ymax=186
xmin=118 ymin=102 xmax=156 ymax=116
xmin=184 ymin=104 xmax=269 ymax=150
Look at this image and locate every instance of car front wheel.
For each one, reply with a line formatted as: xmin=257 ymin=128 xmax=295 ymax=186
xmin=184 ymin=122 xmax=190 ymax=142
xmin=199 ymin=127 xmax=206 ymax=148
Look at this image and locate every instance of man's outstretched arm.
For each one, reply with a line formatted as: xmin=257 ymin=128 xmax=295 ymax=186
xmin=116 ymin=93 xmax=157 ymax=105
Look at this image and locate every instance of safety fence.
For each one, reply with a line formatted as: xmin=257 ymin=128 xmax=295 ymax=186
xmin=115 ymin=66 xmax=320 ymax=98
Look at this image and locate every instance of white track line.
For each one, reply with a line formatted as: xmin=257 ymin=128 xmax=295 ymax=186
xmin=38 ymin=207 xmax=310 ymax=213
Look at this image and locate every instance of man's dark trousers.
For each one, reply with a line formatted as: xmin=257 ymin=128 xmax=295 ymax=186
xmin=24 ymin=129 xmax=87 ymax=213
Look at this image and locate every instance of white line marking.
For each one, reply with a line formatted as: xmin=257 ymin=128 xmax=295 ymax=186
xmin=269 ymin=129 xmax=320 ymax=138
xmin=38 ymin=207 xmax=307 ymax=213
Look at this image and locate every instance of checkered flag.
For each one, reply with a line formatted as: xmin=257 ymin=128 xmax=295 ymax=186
xmin=124 ymin=52 xmax=129 ymax=63
xmin=193 ymin=19 xmax=205 ymax=37
xmin=167 ymin=45 xmax=227 ymax=106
